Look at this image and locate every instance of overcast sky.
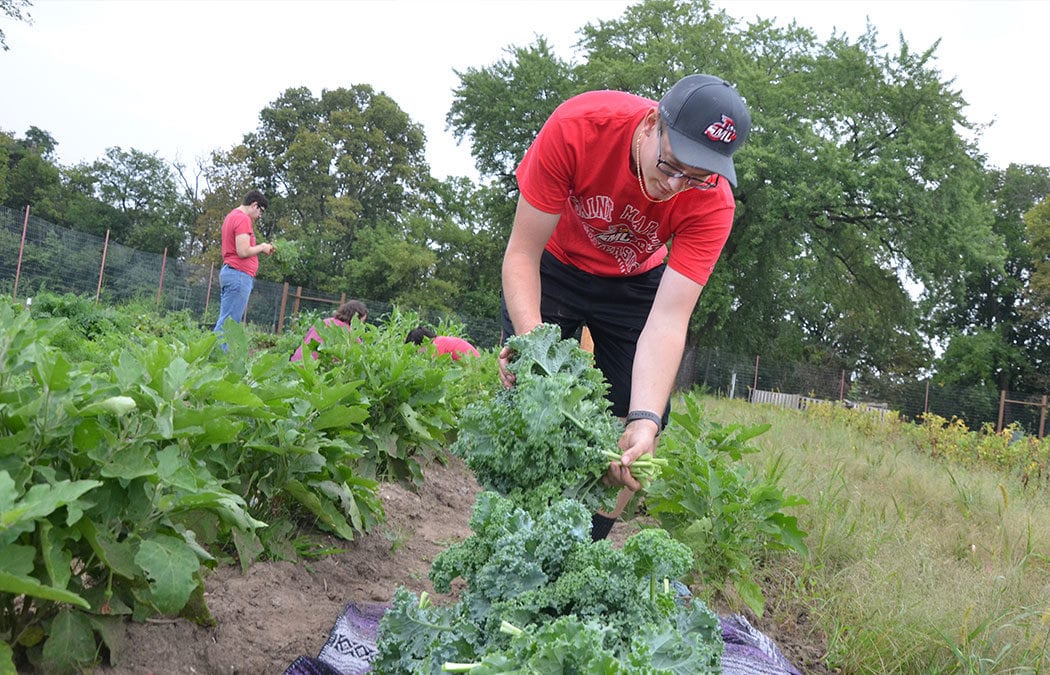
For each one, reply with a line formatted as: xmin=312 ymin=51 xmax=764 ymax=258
xmin=1 ymin=0 xmax=1047 ymax=181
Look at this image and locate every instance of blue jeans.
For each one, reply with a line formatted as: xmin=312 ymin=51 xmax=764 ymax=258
xmin=214 ymin=265 xmax=254 ymax=333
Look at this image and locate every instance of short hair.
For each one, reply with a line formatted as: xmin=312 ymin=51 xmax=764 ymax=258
xmin=406 ymin=325 xmax=437 ymax=345
xmin=242 ymin=189 xmax=268 ymax=209
xmin=334 ymin=299 xmax=367 ymax=324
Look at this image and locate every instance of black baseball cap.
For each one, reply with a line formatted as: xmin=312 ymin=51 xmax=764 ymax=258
xmin=658 ymin=74 xmax=750 ymax=187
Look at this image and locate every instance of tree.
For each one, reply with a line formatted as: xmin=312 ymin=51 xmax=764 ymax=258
xmin=88 ymin=146 xmax=188 ymax=256
xmin=0 ymin=0 xmax=31 ymax=51
xmin=239 ymin=85 xmax=431 ymax=289
xmin=929 ymin=165 xmax=1050 ymax=392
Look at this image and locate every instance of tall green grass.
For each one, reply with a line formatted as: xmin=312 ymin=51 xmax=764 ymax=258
xmin=700 ymin=395 xmax=1050 ymax=673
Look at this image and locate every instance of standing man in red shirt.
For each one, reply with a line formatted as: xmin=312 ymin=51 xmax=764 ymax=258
xmin=213 ymin=189 xmax=276 ymax=335
xmin=498 ymin=74 xmax=750 ymax=539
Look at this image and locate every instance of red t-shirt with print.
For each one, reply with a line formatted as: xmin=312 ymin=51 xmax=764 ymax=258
xmin=515 ymin=90 xmax=736 ymax=286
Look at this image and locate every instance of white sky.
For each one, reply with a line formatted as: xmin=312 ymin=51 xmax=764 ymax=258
xmin=1 ymin=0 xmax=1047 ymax=181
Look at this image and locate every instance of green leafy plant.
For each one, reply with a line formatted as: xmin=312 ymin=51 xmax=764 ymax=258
xmin=451 ymin=324 xmax=661 ymax=515
xmin=644 ymin=395 xmax=809 ymax=617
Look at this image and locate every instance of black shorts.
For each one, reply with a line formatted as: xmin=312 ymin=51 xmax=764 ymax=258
xmin=501 ymin=250 xmax=666 ymax=419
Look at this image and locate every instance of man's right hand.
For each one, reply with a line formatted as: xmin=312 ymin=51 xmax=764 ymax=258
xmin=498 ymin=346 xmax=516 ymax=388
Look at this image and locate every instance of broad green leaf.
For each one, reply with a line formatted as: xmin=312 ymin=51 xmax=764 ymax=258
xmin=0 ymin=570 xmax=90 ymax=609
xmin=173 ymin=491 xmax=267 ymax=530
xmin=0 ymin=477 xmax=100 ymax=544
xmin=313 ymin=404 xmax=369 ymax=431
xmin=173 ymin=408 xmax=243 ymax=444
xmin=283 ymin=479 xmax=356 ymax=540
xmin=39 ymin=521 xmax=73 ymax=590
xmin=734 ymin=576 xmax=766 ymax=618
xmin=33 ymin=352 xmax=73 ymax=392
xmin=77 ymin=395 xmax=137 ymax=417
xmin=156 ymin=446 xmax=199 ymax=491
xmin=134 ymin=534 xmax=200 ymax=615
xmin=78 ymin=519 xmax=139 ymax=579
xmin=0 ymin=641 xmax=15 ymax=675
xmin=96 ymin=444 xmax=156 ymax=480
xmin=42 ymin=608 xmax=96 ymax=671
xmin=88 ymin=614 xmax=127 ymax=667
xmin=208 ymin=379 xmax=265 ymax=407
xmin=0 ymin=543 xmax=34 ymax=575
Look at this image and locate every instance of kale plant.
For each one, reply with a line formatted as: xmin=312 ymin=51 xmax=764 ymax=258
xmin=449 ymin=324 xmax=624 ymax=514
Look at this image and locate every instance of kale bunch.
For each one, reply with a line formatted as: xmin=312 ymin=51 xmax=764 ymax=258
xmin=373 ymin=492 xmax=724 ymax=674
xmin=450 ymin=324 xmax=623 ymax=514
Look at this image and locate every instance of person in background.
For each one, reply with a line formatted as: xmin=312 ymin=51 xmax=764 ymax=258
xmin=291 ymin=299 xmax=368 ymax=362
xmin=498 ymin=74 xmax=751 ymax=540
xmin=406 ymin=325 xmax=480 ymax=361
xmin=213 ymin=189 xmax=276 ymax=334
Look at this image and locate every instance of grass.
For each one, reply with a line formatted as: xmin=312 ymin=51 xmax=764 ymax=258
xmin=698 ymin=395 xmax=1050 ymax=674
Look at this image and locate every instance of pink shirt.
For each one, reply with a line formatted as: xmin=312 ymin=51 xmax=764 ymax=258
xmin=516 ymin=90 xmax=736 ymax=286
xmin=433 ymin=335 xmax=479 ymax=361
xmin=290 ymin=317 xmax=351 ymax=362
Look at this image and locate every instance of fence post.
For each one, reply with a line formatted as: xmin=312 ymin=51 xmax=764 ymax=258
xmin=204 ymin=262 xmax=215 ymax=318
xmin=839 ymin=370 xmax=846 ymax=401
xmin=752 ymin=355 xmax=760 ymax=393
xmin=924 ymin=380 xmax=930 ymax=415
xmin=95 ymin=229 xmax=110 ymax=305
xmin=292 ymin=286 xmax=302 ymax=317
xmin=1040 ymin=395 xmax=1047 ymax=439
xmin=12 ymin=204 xmax=30 ymax=301
xmin=156 ymin=248 xmax=168 ymax=308
xmin=277 ymin=282 xmax=290 ymax=335
xmin=997 ymin=389 xmax=1007 ymax=433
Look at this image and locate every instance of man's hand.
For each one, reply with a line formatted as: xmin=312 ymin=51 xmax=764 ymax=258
xmin=263 ymin=243 xmax=276 ymax=255
xmin=604 ymin=419 xmax=659 ymax=491
xmin=498 ymin=346 xmax=516 ymax=388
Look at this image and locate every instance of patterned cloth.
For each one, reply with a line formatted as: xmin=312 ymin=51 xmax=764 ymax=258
xmin=284 ymin=602 xmax=803 ymax=675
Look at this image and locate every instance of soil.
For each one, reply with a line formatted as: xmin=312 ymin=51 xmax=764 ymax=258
xmin=95 ymin=455 xmax=833 ymax=674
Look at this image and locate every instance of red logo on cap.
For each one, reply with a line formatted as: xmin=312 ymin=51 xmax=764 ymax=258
xmin=704 ymin=115 xmax=737 ymax=144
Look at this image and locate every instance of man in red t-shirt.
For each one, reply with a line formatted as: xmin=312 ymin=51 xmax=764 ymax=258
xmin=498 ymin=74 xmax=750 ymax=539
xmin=213 ymin=189 xmax=276 ymax=336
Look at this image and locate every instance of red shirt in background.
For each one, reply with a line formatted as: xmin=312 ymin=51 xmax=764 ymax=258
xmin=433 ymin=335 xmax=479 ymax=360
xmin=220 ymin=209 xmax=259 ymax=277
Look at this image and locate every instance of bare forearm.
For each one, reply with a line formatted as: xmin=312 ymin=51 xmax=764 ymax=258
xmin=629 ymin=322 xmax=686 ymax=417
xmin=502 ymin=253 xmax=543 ymax=335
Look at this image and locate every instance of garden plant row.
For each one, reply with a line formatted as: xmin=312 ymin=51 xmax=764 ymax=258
xmin=0 ymin=299 xmax=807 ymax=673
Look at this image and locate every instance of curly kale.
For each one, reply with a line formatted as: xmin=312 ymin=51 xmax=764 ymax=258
xmin=429 ymin=492 xmax=591 ymax=619
xmin=372 ymin=587 xmax=481 ymax=675
xmin=450 ymin=324 xmax=623 ymax=514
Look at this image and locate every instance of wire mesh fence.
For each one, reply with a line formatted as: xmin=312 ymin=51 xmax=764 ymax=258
xmin=2 ymin=204 xmax=1046 ymax=437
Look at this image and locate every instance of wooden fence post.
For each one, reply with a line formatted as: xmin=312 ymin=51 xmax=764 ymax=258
xmin=752 ymin=355 xmax=760 ymax=393
xmin=156 ymin=248 xmax=168 ymax=308
xmin=95 ymin=229 xmax=110 ymax=305
xmin=204 ymin=262 xmax=215 ymax=318
xmin=1040 ymin=395 xmax=1047 ymax=439
xmin=997 ymin=390 xmax=1006 ymax=433
xmin=277 ymin=282 xmax=290 ymax=335
xmin=12 ymin=204 xmax=29 ymax=301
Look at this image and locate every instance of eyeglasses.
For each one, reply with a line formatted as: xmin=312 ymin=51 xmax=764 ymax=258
xmin=656 ymin=124 xmax=720 ymax=190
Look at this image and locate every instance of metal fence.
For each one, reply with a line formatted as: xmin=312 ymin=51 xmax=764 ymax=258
xmin=2 ymin=204 xmax=1045 ymax=437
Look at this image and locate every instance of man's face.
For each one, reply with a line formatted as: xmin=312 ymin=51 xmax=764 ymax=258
xmin=251 ymin=203 xmax=266 ymax=221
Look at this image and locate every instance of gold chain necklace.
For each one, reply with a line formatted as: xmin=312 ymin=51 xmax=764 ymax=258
xmin=634 ymin=130 xmax=676 ymax=204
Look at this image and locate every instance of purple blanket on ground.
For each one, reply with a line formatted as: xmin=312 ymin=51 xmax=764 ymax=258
xmin=284 ymin=602 xmax=803 ymax=675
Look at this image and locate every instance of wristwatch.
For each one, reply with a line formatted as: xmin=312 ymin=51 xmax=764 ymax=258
xmin=625 ymin=409 xmax=662 ymax=434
